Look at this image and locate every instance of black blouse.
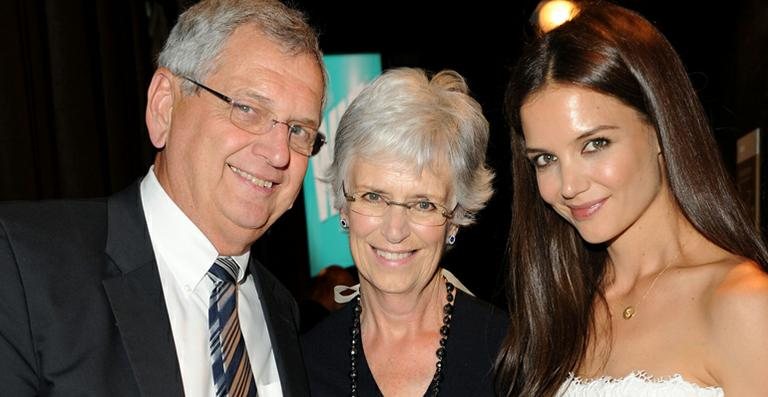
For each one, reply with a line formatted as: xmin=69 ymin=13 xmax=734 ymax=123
xmin=301 ymin=290 xmax=508 ymax=396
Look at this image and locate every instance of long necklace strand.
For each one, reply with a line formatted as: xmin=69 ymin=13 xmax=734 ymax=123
xmin=349 ymin=280 xmax=455 ymax=397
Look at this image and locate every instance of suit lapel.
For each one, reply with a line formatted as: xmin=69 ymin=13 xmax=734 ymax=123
xmin=102 ymin=183 xmax=185 ymax=396
xmin=249 ymin=258 xmax=309 ymax=397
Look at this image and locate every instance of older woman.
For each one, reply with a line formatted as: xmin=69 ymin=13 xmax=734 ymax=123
xmin=302 ymin=67 xmax=507 ymax=396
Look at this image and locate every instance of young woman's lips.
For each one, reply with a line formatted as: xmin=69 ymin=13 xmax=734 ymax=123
xmin=567 ymin=198 xmax=607 ymax=221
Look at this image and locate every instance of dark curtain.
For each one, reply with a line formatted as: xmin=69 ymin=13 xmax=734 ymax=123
xmin=0 ymin=0 xmax=178 ymax=200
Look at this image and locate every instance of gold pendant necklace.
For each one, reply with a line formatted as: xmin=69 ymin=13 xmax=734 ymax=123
xmin=621 ymin=262 xmax=673 ymax=320
xmin=621 ymin=305 xmax=636 ymax=320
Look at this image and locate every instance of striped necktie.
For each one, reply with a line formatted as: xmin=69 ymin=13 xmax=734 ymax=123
xmin=208 ymin=256 xmax=258 ymax=397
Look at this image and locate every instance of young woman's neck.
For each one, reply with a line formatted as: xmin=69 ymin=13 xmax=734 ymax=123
xmin=605 ymin=188 xmax=700 ymax=289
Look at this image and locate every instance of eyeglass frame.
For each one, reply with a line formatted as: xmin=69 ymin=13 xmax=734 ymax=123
xmin=182 ymin=76 xmax=326 ymax=157
xmin=341 ymin=182 xmax=457 ymax=226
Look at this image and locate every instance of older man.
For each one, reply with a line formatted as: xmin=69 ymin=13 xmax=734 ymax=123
xmin=0 ymin=1 xmax=325 ymax=396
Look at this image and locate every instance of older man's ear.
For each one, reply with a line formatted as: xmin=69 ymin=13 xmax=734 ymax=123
xmin=146 ymin=68 xmax=176 ymax=149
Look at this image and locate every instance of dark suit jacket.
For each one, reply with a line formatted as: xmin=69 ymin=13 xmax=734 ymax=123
xmin=0 ymin=183 xmax=309 ymax=396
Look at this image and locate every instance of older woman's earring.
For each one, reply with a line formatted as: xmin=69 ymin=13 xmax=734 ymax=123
xmin=447 ymin=234 xmax=456 ymax=245
xmin=340 ymin=218 xmax=349 ymax=229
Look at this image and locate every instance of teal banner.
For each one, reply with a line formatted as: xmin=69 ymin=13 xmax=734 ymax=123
xmin=303 ymin=54 xmax=382 ymax=275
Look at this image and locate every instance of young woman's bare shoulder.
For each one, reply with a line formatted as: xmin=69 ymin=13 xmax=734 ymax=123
xmin=706 ymin=259 xmax=768 ymax=394
xmin=717 ymin=259 xmax=767 ymax=287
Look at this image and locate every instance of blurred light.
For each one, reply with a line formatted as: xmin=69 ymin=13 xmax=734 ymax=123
xmin=533 ymin=0 xmax=580 ymax=33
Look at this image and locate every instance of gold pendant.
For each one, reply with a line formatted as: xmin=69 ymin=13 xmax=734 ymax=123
xmin=622 ymin=306 xmax=636 ymax=320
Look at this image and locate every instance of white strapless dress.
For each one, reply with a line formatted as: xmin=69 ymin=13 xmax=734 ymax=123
xmin=556 ymin=371 xmax=724 ymax=396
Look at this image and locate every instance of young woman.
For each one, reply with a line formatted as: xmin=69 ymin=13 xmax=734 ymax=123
xmin=497 ymin=2 xmax=768 ymax=396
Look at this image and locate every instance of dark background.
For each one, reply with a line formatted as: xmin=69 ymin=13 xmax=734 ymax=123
xmin=1 ymin=0 xmax=766 ymax=307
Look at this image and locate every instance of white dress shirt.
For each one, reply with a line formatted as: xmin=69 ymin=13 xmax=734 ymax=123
xmin=140 ymin=167 xmax=283 ymax=396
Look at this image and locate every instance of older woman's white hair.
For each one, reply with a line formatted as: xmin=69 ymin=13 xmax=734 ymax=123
xmin=327 ymin=67 xmax=494 ymax=225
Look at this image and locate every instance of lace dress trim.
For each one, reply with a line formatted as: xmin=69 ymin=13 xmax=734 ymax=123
xmin=557 ymin=371 xmax=724 ymax=396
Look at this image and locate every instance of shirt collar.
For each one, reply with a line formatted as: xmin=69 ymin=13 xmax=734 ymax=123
xmin=140 ymin=167 xmax=251 ymax=289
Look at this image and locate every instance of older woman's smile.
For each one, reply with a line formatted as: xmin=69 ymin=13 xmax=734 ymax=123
xmin=373 ymin=247 xmax=415 ymax=262
xmin=303 ymin=67 xmax=504 ymax=397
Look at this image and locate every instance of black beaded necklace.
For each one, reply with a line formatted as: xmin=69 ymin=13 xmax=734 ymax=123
xmin=349 ymin=280 xmax=456 ymax=397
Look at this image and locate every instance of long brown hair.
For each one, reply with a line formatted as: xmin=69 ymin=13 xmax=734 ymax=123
xmin=496 ymin=2 xmax=768 ymax=396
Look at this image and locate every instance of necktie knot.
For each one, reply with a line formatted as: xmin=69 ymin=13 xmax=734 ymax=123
xmin=210 ymin=256 xmax=240 ymax=284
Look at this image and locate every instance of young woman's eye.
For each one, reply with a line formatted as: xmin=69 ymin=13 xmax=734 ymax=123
xmin=583 ymin=138 xmax=610 ymax=152
xmin=530 ymin=153 xmax=557 ymax=168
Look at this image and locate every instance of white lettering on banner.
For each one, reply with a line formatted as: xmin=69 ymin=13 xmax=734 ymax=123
xmin=311 ymin=82 xmax=368 ymax=222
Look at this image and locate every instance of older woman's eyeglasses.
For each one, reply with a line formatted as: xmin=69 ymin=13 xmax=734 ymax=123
xmin=183 ymin=77 xmax=325 ymax=157
xmin=342 ymin=183 xmax=455 ymax=226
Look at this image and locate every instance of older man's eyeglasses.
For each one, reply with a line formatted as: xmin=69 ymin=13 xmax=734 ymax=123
xmin=342 ymin=183 xmax=455 ymax=226
xmin=183 ymin=77 xmax=325 ymax=157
